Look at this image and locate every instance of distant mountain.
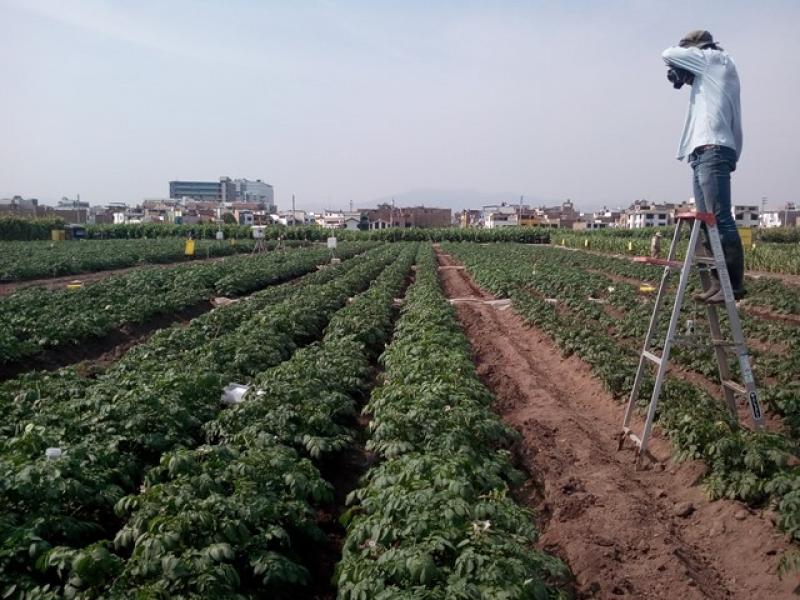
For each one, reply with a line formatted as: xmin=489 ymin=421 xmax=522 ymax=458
xmin=367 ymin=188 xmax=551 ymax=211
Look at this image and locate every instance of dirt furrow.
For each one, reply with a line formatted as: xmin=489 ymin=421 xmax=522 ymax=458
xmin=435 ymin=249 xmax=795 ymax=599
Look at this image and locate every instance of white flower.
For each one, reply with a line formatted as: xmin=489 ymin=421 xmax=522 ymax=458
xmin=472 ymin=520 xmax=491 ymax=533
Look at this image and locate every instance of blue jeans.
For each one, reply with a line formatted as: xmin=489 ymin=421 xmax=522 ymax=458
xmin=689 ymin=145 xmax=745 ymax=293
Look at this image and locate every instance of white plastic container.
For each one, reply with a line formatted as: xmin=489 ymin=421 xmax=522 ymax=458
xmin=45 ymin=447 xmax=62 ymax=460
xmin=221 ymin=383 xmax=250 ymax=406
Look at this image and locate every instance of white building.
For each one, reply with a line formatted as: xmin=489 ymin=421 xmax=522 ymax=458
xmin=623 ymin=200 xmax=674 ymax=229
xmin=732 ymin=204 xmax=760 ymax=228
xmin=485 ymin=212 xmax=519 ymax=229
xmin=761 ymin=205 xmax=800 ymax=228
xmin=273 ymin=210 xmax=312 ymax=226
xmin=318 ymin=210 xmax=362 ymax=230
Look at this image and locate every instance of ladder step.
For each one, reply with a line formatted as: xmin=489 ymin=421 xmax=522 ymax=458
xmin=722 ymin=379 xmax=747 ymax=396
xmin=694 ymin=256 xmax=718 ymax=266
xmin=642 ymin=350 xmax=663 ymax=366
xmin=711 ymin=338 xmax=738 ymax=347
xmin=676 ymin=211 xmax=717 ymax=225
xmin=633 ymin=256 xmax=681 ymax=269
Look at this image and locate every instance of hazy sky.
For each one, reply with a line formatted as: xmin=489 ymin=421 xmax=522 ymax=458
xmin=2 ymin=0 xmax=799 ymax=212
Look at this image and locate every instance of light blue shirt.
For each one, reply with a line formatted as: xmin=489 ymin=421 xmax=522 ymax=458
xmin=662 ymin=46 xmax=743 ymax=161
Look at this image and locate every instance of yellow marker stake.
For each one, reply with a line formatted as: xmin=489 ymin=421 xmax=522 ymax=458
xmin=738 ymin=227 xmax=753 ymax=249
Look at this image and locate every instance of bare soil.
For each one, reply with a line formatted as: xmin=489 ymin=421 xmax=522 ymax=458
xmin=436 ymin=249 xmax=797 ymax=599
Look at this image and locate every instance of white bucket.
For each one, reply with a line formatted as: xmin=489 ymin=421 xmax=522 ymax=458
xmin=221 ymin=383 xmax=250 ymax=406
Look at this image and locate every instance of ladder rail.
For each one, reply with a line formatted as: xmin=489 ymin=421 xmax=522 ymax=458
xmin=706 ymin=226 xmax=765 ymax=427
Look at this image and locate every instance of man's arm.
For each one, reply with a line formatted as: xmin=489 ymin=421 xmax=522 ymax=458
xmin=662 ymin=46 xmax=707 ymax=75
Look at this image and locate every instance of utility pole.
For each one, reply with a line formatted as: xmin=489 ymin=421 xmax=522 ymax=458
xmin=518 ymin=195 xmax=524 ymax=225
xmin=291 ymin=194 xmax=296 ymax=226
xmin=391 ymin=197 xmax=396 ymax=228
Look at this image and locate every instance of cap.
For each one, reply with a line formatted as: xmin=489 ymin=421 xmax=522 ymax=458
xmin=679 ymin=30 xmax=716 ymax=49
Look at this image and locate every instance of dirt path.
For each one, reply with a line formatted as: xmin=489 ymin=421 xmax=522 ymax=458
xmin=436 ymin=250 xmax=796 ymax=599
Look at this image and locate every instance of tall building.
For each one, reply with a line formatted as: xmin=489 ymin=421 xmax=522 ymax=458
xmin=233 ymin=179 xmax=275 ymax=211
xmin=169 ymin=176 xmax=274 ymax=208
xmin=169 ymin=177 xmax=236 ymax=203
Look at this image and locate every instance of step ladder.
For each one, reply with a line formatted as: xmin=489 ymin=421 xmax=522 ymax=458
xmin=618 ymin=211 xmax=764 ymax=466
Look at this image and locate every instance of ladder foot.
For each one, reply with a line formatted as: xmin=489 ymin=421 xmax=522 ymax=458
xmin=634 ymin=449 xmax=658 ymax=471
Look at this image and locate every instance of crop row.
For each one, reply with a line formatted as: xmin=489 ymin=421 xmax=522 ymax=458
xmin=33 ymin=243 xmax=418 ymax=598
xmin=551 ymin=243 xmax=800 ymax=317
xmin=0 ymin=244 xmax=403 ymax=597
xmin=82 ymin=222 xmax=553 ymax=244
xmin=0 ymin=243 xmax=384 ymax=433
xmin=555 ymin=231 xmax=800 ymax=276
xmin=0 ymin=238 xmax=305 ymax=282
xmin=335 ymin=245 xmax=570 ymax=599
xmin=0 ymin=242 xmax=374 ymax=367
xmin=443 ymin=242 xmax=800 ymax=563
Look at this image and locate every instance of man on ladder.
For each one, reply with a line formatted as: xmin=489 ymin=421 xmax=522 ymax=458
xmin=662 ymin=29 xmax=745 ymax=303
xmin=618 ymin=30 xmax=763 ymax=465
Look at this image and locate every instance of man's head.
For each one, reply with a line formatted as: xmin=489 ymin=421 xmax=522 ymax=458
xmin=679 ymin=30 xmax=718 ymax=50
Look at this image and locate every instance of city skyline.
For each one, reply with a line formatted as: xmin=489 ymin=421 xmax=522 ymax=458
xmin=2 ymin=1 xmax=799 ymax=212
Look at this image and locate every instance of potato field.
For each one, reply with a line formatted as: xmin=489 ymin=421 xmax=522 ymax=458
xmin=1 ymin=236 xmax=799 ymax=599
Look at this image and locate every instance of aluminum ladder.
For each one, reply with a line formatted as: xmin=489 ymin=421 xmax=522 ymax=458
xmin=618 ymin=211 xmax=764 ymax=465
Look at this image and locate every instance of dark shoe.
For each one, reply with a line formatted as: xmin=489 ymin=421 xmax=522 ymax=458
xmin=704 ymin=288 xmax=747 ymax=304
xmin=693 ymin=282 xmax=720 ymax=302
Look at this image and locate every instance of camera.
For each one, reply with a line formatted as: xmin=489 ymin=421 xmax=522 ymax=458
xmin=667 ymin=66 xmax=694 ymax=89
